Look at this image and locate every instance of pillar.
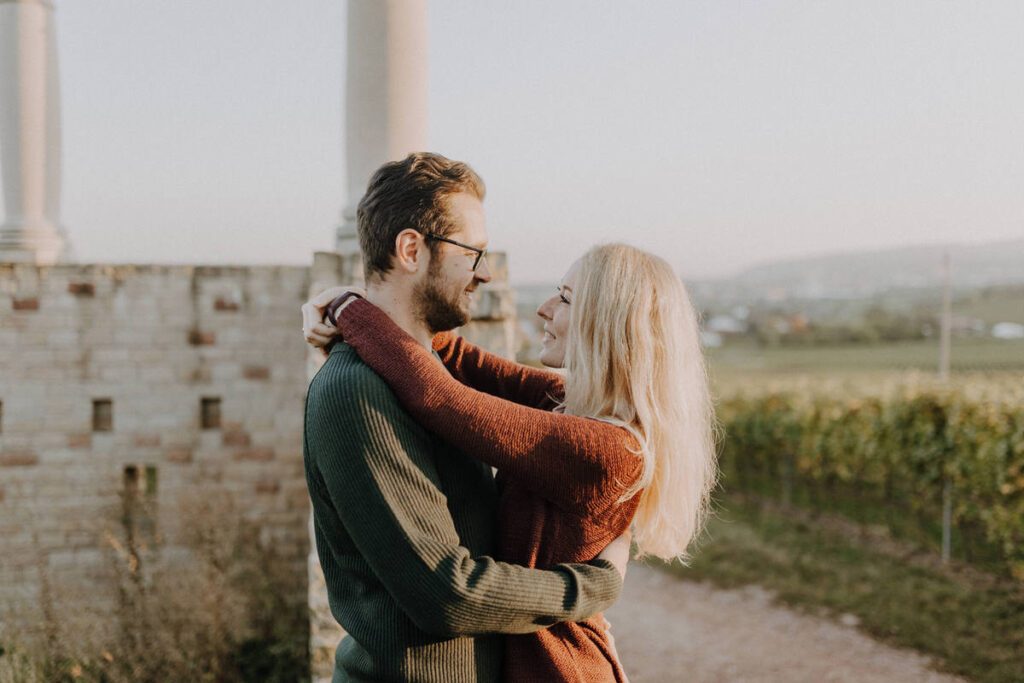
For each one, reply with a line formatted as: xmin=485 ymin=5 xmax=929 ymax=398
xmin=334 ymin=0 xmax=428 ymax=256
xmin=0 ymin=0 xmax=69 ymax=265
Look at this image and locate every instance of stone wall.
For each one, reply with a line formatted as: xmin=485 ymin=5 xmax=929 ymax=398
xmin=0 ymin=263 xmax=313 ymax=634
xmin=306 ymin=250 xmax=518 ymax=682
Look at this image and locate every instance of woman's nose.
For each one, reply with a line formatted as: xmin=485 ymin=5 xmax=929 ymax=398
xmin=536 ymin=296 xmax=554 ymax=321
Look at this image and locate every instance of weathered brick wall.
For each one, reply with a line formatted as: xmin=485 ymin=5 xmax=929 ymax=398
xmin=306 ymin=250 xmax=518 ymax=682
xmin=0 ymin=263 xmax=312 ymax=631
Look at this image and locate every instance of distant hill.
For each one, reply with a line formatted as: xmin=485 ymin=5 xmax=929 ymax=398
xmin=691 ymin=239 xmax=1024 ymax=303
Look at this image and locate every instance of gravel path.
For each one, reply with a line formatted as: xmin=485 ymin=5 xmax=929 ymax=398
xmin=605 ymin=563 xmax=967 ymax=683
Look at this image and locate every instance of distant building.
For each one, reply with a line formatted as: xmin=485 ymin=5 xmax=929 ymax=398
xmin=992 ymin=322 xmax=1024 ymax=340
xmin=700 ymin=331 xmax=724 ymax=348
xmin=706 ymin=314 xmax=747 ymax=335
xmin=950 ymin=315 xmax=987 ymax=336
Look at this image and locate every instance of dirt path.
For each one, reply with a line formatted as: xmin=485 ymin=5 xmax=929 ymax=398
xmin=605 ymin=563 xmax=966 ymax=683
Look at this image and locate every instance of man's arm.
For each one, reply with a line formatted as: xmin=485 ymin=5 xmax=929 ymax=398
xmin=306 ymin=357 xmax=622 ymax=638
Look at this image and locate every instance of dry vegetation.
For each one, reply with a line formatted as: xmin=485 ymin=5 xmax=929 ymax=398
xmin=0 ymin=491 xmax=307 ymax=683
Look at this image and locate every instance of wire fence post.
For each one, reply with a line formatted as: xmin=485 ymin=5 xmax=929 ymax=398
xmin=938 ymin=251 xmax=952 ymax=564
xmin=779 ymin=451 xmax=794 ymax=508
xmin=941 ymin=478 xmax=952 ymax=564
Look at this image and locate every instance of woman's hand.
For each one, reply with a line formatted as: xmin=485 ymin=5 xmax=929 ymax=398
xmin=597 ymin=528 xmax=632 ymax=581
xmin=301 ymin=286 xmax=365 ymax=354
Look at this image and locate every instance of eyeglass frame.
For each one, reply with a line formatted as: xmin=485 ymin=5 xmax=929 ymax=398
xmin=423 ymin=232 xmax=488 ymax=271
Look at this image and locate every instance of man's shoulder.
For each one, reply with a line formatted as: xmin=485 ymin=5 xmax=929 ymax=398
xmin=309 ymin=343 xmax=393 ymax=404
xmin=306 ymin=344 xmax=433 ymax=466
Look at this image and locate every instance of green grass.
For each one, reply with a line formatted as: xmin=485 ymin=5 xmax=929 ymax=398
xmin=656 ymin=493 xmax=1024 ymax=683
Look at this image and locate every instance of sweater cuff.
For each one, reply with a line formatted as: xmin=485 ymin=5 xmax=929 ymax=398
xmin=564 ymin=558 xmax=624 ymax=622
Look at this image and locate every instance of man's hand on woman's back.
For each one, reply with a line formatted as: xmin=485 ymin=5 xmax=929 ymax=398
xmin=597 ymin=528 xmax=632 ymax=581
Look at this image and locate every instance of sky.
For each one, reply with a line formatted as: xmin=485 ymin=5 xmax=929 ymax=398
xmin=7 ymin=1 xmax=1024 ymax=283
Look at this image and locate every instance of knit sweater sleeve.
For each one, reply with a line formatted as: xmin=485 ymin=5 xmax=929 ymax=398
xmin=305 ymin=356 xmax=622 ymax=637
xmin=338 ymin=298 xmax=645 ymax=513
xmin=431 ymin=331 xmax=565 ymax=409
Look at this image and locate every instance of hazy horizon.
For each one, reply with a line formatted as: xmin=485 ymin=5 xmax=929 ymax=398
xmin=4 ymin=1 xmax=1023 ymax=283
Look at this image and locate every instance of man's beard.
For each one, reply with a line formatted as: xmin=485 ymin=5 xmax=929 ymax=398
xmin=414 ymin=261 xmax=473 ymax=334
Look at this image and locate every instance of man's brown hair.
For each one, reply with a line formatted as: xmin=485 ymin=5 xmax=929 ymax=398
xmin=357 ymin=152 xmax=486 ymax=280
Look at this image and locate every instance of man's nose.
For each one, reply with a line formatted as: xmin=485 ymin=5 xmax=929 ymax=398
xmin=474 ymin=255 xmax=493 ymax=283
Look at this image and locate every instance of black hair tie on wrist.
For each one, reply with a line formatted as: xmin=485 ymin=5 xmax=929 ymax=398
xmin=322 ymin=291 xmax=363 ymax=354
xmin=325 ymin=291 xmax=362 ymax=326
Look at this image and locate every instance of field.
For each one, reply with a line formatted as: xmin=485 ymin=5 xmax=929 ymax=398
xmin=709 ymin=336 xmax=1024 ymax=378
xmin=689 ymin=337 xmax=1024 ymax=681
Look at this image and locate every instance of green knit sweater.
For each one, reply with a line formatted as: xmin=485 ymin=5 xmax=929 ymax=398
xmin=304 ymin=343 xmax=623 ymax=683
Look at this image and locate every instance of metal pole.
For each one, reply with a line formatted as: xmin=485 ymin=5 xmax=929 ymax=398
xmin=938 ymin=252 xmax=952 ymax=381
xmin=939 ymin=251 xmax=952 ymax=563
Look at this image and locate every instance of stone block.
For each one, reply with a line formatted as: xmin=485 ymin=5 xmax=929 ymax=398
xmin=481 ymin=251 xmax=509 ymax=283
xmin=133 ymin=434 xmax=161 ymax=448
xmin=211 ymin=363 xmax=239 ymax=382
xmin=140 ymin=366 xmax=175 ymax=382
xmin=196 ymin=463 xmax=223 ymax=482
xmin=222 ymin=430 xmax=251 ymax=447
xmin=48 ymin=548 xmax=104 ymax=570
xmin=100 ymin=365 xmax=138 ymax=382
xmin=66 ymin=530 xmax=100 ymax=550
xmin=67 ymin=433 xmax=92 ymax=449
xmin=255 ymin=478 xmax=281 ymax=495
xmin=11 ymin=298 xmax=39 ymax=311
xmin=67 ymin=283 xmax=95 ymax=297
xmin=470 ymin=289 xmax=516 ymax=321
xmin=187 ymin=367 xmax=212 ymax=383
xmin=93 ymin=348 xmax=128 ymax=365
xmin=166 ymin=448 xmax=193 ymax=464
xmin=233 ymin=448 xmax=274 ymax=462
xmin=214 ymin=297 xmax=240 ymax=312
xmin=0 ymin=451 xmax=39 ymax=467
xmin=188 ymin=330 xmax=216 ymax=346
xmin=243 ymin=365 xmax=270 ymax=381
xmin=286 ymin=486 xmax=312 ymax=508
xmin=460 ymin=319 xmax=516 ymax=359
xmin=47 ymin=331 xmax=79 ymax=347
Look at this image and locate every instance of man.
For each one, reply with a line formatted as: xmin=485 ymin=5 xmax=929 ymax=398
xmin=302 ymin=152 xmax=627 ymax=682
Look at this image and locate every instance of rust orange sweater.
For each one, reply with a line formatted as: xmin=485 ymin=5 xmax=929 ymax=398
xmin=335 ymin=297 xmax=644 ymax=683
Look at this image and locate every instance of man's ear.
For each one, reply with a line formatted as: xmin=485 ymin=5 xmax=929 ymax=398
xmin=394 ymin=229 xmax=426 ymax=273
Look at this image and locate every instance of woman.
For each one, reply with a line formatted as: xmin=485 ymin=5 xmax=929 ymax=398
xmin=305 ymin=243 xmax=718 ymax=682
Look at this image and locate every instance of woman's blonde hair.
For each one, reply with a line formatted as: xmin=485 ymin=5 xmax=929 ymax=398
xmin=561 ymin=243 xmax=719 ymax=563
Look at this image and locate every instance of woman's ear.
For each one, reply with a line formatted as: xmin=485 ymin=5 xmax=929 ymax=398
xmin=394 ymin=229 xmax=425 ymax=273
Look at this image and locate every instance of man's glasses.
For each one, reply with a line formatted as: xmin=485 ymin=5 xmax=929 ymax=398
xmin=424 ymin=232 xmax=487 ymax=271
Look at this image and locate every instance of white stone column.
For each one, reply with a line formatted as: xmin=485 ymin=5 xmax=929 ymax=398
xmin=0 ymin=0 xmax=69 ymax=265
xmin=335 ymin=0 xmax=428 ymax=255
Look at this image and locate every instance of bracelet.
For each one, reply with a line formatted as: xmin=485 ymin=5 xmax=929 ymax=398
xmin=325 ymin=291 xmax=363 ymax=326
